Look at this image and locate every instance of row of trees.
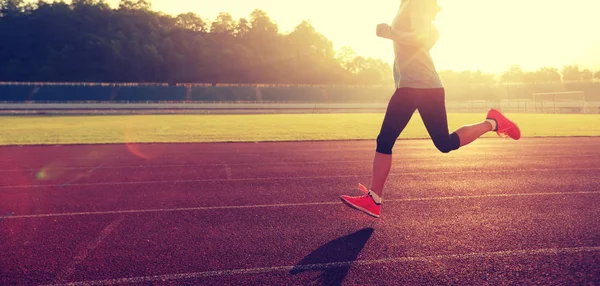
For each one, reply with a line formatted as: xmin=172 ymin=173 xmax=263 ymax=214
xmin=0 ymin=0 xmax=391 ymax=84
xmin=500 ymin=65 xmax=600 ymax=85
xmin=1 ymin=0 xmax=599 ymax=86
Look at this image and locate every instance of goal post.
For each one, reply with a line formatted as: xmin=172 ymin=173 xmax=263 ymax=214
xmin=532 ymin=91 xmax=585 ymax=113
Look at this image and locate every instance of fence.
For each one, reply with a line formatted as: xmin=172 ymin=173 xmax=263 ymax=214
xmin=0 ymin=83 xmax=392 ymax=103
xmin=2 ymin=82 xmax=600 ymax=103
xmin=1 ymin=82 xmax=599 ymax=114
xmin=1 ymin=101 xmax=599 ymax=115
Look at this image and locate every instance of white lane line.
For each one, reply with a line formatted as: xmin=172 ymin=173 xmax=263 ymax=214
xmin=59 ymin=165 xmax=103 ymax=187
xmin=1 ymin=154 xmax=597 ymax=172
xmin=0 ymin=212 xmax=13 ymax=222
xmin=44 ymin=246 xmax=600 ymax=286
xmin=0 ymin=160 xmax=370 ymax=172
xmin=223 ymin=164 xmax=232 ymax=180
xmin=53 ymin=217 xmax=124 ymax=283
xmin=5 ymin=191 xmax=599 ymax=220
xmin=1 ymin=167 xmax=599 ymax=189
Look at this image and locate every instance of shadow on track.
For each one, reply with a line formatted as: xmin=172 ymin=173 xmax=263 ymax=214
xmin=290 ymin=227 xmax=374 ymax=285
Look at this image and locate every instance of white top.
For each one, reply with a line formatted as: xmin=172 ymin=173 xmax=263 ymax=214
xmin=389 ymin=3 xmax=443 ymax=89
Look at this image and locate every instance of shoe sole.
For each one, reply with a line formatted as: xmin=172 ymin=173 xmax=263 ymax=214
xmin=340 ymin=197 xmax=380 ymax=218
xmin=498 ymin=120 xmax=521 ymax=140
xmin=490 ymin=110 xmax=521 ymax=140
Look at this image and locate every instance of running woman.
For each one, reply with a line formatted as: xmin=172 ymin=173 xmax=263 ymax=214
xmin=341 ymin=0 xmax=520 ymax=218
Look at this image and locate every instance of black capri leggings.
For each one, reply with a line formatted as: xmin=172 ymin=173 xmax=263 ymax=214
xmin=376 ymin=87 xmax=461 ymax=154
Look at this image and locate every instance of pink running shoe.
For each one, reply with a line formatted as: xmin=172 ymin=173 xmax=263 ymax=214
xmin=340 ymin=183 xmax=381 ymax=218
xmin=487 ymin=109 xmax=521 ymax=140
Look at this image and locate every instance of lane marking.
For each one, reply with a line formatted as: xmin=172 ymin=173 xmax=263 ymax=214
xmin=59 ymin=165 xmax=103 ymax=187
xmin=1 ymin=137 xmax=599 ymax=165
xmin=0 ymin=154 xmax=598 ymax=172
xmin=2 ymin=160 xmax=369 ymax=172
xmin=223 ymin=164 xmax=232 ymax=180
xmin=44 ymin=246 xmax=600 ymax=285
xmin=5 ymin=191 xmax=599 ymax=219
xmin=53 ymin=217 xmax=124 ymax=283
xmin=0 ymin=212 xmax=13 ymax=222
xmin=1 ymin=167 xmax=599 ymax=189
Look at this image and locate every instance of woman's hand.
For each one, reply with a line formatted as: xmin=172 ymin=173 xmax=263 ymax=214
xmin=376 ymin=22 xmax=439 ymax=51
xmin=376 ymin=23 xmax=392 ymax=39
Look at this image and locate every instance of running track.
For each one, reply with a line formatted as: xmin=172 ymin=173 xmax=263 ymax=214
xmin=1 ymin=137 xmax=599 ymax=285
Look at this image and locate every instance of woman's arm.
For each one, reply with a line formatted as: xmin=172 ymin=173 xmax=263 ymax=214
xmin=379 ymin=0 xmax=440 ymax=50
xmin=376 ymin=23 xmax=439 ymax=51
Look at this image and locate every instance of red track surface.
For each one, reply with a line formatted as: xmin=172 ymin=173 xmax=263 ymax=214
xmin=1 ymin=138 xmax=599 ymax=285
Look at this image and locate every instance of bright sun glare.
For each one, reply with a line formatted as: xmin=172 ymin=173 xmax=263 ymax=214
xmin=102 ymin=0 xmax=600 ymax=73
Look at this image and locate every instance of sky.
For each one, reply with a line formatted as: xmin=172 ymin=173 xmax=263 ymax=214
xmin=100 ymin=0 xmax=600 ymax=73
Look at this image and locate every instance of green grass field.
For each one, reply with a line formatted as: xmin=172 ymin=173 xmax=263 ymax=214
xmin=1 ymin=113 xmax=599 ymax=146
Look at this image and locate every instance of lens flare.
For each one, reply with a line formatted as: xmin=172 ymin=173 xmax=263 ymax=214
xmin=35 ymin=163 xmax=66 ymax=181
xmin=123 ymin=116 xmax=166 ymax=159
xmin=126 ymin=144 xmax=158 ymax=159
xmin=36 ymin=170 xmax=46 ymax=180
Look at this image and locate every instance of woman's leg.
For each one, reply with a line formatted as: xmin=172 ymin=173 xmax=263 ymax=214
xmin=418 ymin=89 xmax=492 ymax=153
xmin=341 ymin=88 xmax=418 ymax=218
xmin=370 ymin=153 xmax=392 ymax=196
xmin=370 ymin=88 xmax=418 ymax=196
xmin=454 ymin=122 xmax=494 ymax=147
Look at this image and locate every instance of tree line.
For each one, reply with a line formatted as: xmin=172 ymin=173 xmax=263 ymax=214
xmin=1 ymin=0 xmax=599 ymax=86
xmin=0 ymin=0 xmax=392 ymax=84
xmin=499 ymin=65 xmax=600 ymax=85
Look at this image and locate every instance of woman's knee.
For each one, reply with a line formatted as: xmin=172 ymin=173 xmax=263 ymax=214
xmin=433 ymin=133 xmax=460 ymax=153
xmin=376 ymin=131 xmax=398 ymax=155
xmin=434 ymin=143 xmax=453 ymax=153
